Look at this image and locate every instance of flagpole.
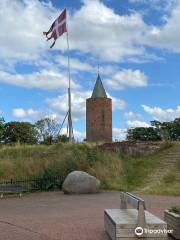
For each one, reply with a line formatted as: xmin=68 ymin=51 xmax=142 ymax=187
xmin=66 ymin=9 xmax=73 ymax=142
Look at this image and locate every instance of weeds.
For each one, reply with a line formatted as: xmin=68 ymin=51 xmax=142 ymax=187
xmin=0 ymin=142 xmax=179 ymax=195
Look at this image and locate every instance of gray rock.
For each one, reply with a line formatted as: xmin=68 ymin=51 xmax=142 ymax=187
xmin=62 ymin=171 xmax=101 ymax=194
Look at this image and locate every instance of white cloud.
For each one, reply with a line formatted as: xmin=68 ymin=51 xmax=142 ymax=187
xmin=124 ymin=111 xmax=150 ymax=128
xmin=129 ymin=0 xmax=177 ymax=11
xmin=127 ymin=120 xmax=150 ymax=128
xmin=10 ymin=88 xmax=125 ymax=123
xmin=46 ymin=91 xmax=91 ymax=121
xmin=69 ymin=0 xmax=149 ymax=62
xmin=60 ymin=128 xmax=85 ymax=141
xmin=143 ymin=2 xmax=180 ymax=53
xmin=124 ymin=111 xmax=142 ymax=121
xmin=142 ymin=105 xmax=180 ymax=122
xmin=111 ymin=96 xmax=126 ymax=110
xmin=12 ymin=108 xmax=40 ymax=119
xmin=107 ymin=69 xmax=148 ymax=90
xmin=55 ymin=56 xmax=94 ymax=72
xmin=113 ymin=128 xmax=127 ymax=140
xmin=47 ymin=90 xmax=126 ymax=121
xmin=0 ymin=0 xmax=180 ymax=67
xmin=0 ymin=0 xmax=56 ymax=62
xmin=0 ymin=70 xmax=79 ymax=90
xmin=0 ymin=0 xmax=155 ymax=65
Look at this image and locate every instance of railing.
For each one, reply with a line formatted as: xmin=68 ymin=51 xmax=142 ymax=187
xmin=0 ymin=176 xmax=65 ymax=193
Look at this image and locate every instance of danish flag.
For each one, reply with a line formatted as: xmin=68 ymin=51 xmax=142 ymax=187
xmin=43 ymin=9 xmax=67 ymax=48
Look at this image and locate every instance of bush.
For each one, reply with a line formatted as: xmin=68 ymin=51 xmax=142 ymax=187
xmin=169 ymin=206 xmax=180 ymax=215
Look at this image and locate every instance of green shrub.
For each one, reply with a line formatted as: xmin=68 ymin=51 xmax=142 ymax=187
xmin=169 ymin=206 xmax=180 ymax=215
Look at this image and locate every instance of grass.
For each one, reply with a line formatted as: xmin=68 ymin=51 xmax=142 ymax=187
xmin=0 ymin=142 xmax=179 ymax=195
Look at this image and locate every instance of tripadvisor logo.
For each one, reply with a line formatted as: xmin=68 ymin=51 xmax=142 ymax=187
xmin=135 ymin=227 xmax=173 ymax=236
xmin=135 ymin=227 xmax=144 ymax=236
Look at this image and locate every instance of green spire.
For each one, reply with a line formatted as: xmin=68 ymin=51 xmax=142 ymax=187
xmin=91 ymin=74 xmax=107 ymax=98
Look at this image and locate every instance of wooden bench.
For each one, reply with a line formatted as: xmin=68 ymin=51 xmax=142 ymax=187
xmin=104 ymin=192 xmax=168 ymax=239
xmin=0 ymin=183 xmax=24 ymax=198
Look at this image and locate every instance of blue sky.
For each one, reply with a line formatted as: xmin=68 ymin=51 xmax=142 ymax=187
xmin=0 ymin=0 xmax=180 ymax=140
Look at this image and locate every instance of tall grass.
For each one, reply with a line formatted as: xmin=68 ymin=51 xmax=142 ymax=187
xmin=0 ymin=142 xmax=179 ymax=195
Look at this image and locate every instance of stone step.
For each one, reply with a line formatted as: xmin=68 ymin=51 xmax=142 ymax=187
xmin=143 ymin=145 xmax=180 ymax=186
xmin=167 ymin=156 xmax=180 ymax=157
xmin=162 ymin=163 xmax=178 ymax=165
xmin=161 ymin=160 xmax=178 ymax=163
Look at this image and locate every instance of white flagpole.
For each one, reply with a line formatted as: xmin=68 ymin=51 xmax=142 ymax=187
xmin=66 ymin=9 xmax=73 ymax=142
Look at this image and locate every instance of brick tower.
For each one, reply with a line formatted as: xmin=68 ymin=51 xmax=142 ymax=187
xmin=86 ymin=74 xmax=112 ymax=143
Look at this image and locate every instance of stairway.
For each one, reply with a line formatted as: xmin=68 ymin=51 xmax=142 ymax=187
xmin=140 ymin=142 xmax=180 ymax=192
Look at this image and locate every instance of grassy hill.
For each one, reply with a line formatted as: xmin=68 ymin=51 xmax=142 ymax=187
xmin=0 ymin=142 xmax=179 ymax=195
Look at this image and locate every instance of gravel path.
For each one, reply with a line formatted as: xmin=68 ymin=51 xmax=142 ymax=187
xmin=0 ymin=191 xmax=179 ymax=240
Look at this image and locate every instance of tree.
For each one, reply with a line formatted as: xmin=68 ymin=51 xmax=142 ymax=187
xmin=151 ymin=118 xmax=180 ymax=141
xmin=127 ymin=118 xmax=180 ymax=142
xmin=55 ymin=134 xmax=69 ymax=143
xmin=161 ymin=118 xmax=180 ymax=141
xmin=127 ymin=127 xmax=161 ymax=141
xmin=0 ymin=117 xmax=5 ymax=142
xmin=3 ymin=121 xmax=38 ymax=144
xmin=170 ymin=118 xmax=180 ymax=140
xmin=35 ymin=118 xmax=60 ymax=144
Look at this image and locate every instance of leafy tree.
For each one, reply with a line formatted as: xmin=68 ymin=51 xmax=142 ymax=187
xmin=127 ymin=118 xmax=180 ymax=141
xmin=151 ymin=120 xmax=168 ymax=140
xmin=151 ymin=118 xmax=180 ymax=141
xmin=55 ymin=134 xmax=69 ymax=143
xmin=3 ymin=121 xmax=38 ymax=144
xmin=0 ymin=117 xmax=5 ymax=142
xmin=161 ymin=118 xmax=180 ymax=141
xmin=127 ymin=127 xmax=161 ymax=141
xmin=35 ymin=118 xmax=60 ymax=144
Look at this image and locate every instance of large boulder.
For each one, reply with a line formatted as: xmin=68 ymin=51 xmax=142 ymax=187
xmin=62 ymin=171 xmax=101 ymax=194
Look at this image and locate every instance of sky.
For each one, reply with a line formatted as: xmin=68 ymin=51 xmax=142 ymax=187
xmin=0 ymin=0 xmax=180 ymax=140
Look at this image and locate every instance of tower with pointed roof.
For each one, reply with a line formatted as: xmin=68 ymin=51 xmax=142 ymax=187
xmin=86 ymin=74 xmax=112 ymax=142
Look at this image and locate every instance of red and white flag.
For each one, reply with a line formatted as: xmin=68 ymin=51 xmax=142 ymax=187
xmin=43 ymin=9 xmax=67 ymax=48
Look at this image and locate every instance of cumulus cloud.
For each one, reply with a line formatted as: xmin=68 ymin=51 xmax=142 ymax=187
xmin=0 ymin=0 xmax=56 ymax=62
xmin=46 ymin=90 xmax=126 ymax=121
xmin=129 ymin=0 xmax=177 ymax=11
xmin=113 ymin=128 xmax=127 ymax=140
xmin=124 ymin=111 xmax=150 ymax=128
xmin=107 ymin=69 xmax=148 ymax=90
xmin=124 ymin=111 xmax=142 ymax=121
xmin=46 ymin=91 xmax=91 ymax=121
xmin=12 ymin=108 xmax=40 ymax=119
xmin=143 ymin=2 xmax=180 ymax=53
xmin=142 ymin=105 xmax=180 ymax=122
xmin=127 ymin=120 xmax=150 ymax=128
xmin=55 ymin=56 xmax=94 ymax=73
xmin=0 ymin=0 xmax=180 ymax=66
xmin=60 ymin=127 xmax=85 ymax=141
xmin=69 ymin=0 xmax=149 ymax=62
xmin=0 ymin=70 xmax=79 ymax=90
xmin=109 ymin=96 xmax=126 ymax=110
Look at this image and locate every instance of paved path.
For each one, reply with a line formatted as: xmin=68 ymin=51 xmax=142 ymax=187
xmin=0 ymin=192 xmax=179 ymax=240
